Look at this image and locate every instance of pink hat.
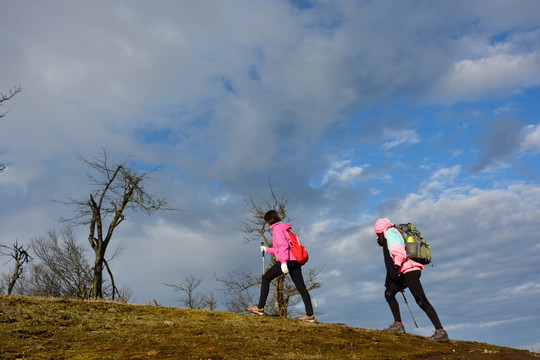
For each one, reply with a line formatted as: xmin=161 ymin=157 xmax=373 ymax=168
xmin=374 ymin=218 xmax=392 ymax=233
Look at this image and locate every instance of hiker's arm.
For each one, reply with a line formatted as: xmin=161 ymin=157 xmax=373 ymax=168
xmin=265 ymin=246 xmax=276 ymax=255
xmin=386 ymin=229 xmax=407 ymax=268
xmin=388 ymin=264 xmax=400 ymax=283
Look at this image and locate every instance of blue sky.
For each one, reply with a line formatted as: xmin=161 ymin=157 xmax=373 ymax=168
xmin=1 ymin=0 xmax=540 ymax=351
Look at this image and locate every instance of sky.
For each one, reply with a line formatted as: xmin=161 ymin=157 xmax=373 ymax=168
xmin=1 ymin=0 xmax=540 ymax=352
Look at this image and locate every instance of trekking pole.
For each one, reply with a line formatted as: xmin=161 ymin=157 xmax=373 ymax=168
xmin=400 ymin=290 xmax=418 ymax=328
xmin=260 ymin=241 xmax=265 ymax=275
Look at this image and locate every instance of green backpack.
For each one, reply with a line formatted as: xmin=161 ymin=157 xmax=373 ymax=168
xmin=394 ymin=223 xmax=432 ymax=265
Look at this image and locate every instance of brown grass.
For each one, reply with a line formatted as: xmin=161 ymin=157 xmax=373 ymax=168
xmin=0 ymin=295 xmax=538 ymax=359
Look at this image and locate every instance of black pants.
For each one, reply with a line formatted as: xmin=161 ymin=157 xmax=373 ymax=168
xmin=385 ymin=270 xmax=443 ymax=329
xmin=258 ymin=260 xmax=314 ymax=316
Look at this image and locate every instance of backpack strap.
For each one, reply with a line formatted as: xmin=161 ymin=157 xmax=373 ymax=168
xmin=285 ymin=229 xmax=294 ymax=253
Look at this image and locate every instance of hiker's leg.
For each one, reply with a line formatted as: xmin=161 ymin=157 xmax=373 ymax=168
xmin=258 ymin=262 xmax=282 ymax=308
xmin=384 ymin=279 xmax=402 ymax=322
xmin=288 ymin=261 xmax=314 ymax=316
xmin=404 ymin=270 xmax=443 ymax=329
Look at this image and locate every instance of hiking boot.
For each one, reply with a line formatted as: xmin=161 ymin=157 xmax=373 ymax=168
xmin=246 ymin=305 xmax=264 ymax=316
xmin=428 ymin=328 xmax=449 ymax=342
xmin=297 ymin=313 xmax=317 ymax=323
xmin=383 ymin=321 xmax=406 ymax=333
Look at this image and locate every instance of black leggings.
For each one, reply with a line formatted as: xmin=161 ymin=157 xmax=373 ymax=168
xmin=258 ymin=260 xmax=314 ymax=316
xmin=385 ymin=270 xmax=443 ymax=329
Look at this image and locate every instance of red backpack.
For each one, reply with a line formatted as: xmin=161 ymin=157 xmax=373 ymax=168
xmin=287 ymin=229 xmax=309 ymax=265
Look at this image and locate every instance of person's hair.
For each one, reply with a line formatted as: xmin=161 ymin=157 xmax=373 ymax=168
xmin=264 ymin=210 xmax=281 ymax=225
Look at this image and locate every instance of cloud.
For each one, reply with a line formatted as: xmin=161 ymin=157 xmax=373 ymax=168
xmin=470 ymin=117 xmax=526 ymax=173
xmin=0 ymin=165 xmax=36 ymax=195
xmin=520 ymin=123 xmax=540 ymax=154
xmin=323 ymin=160 xmax=369 ymax=185
xmin=419 ymin=165 xmax=462 ymax=195
xmin=381 ymin=129 xmax=420 ymax=151
xmin=310 ymin=159 xmax=371 ymax=188
xmin=468 ymin=117 xmax=540 ymax=174
xmin=1 ymin=1 xmax=540 ymax=350
xmin=434 ymin=51 xmax=540 ymax=102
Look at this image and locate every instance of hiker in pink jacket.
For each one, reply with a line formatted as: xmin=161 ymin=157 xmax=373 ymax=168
xmin=247 ymin=210 xmax=315 ymax=322
xmin=264 ymin=221 xmax=297 ymax=264
xmin=375 ymin=218 xmax=449 ymax=342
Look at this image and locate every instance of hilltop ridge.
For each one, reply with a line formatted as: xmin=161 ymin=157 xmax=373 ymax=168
xmin=1 ymin=295 xmax=537 ymax=359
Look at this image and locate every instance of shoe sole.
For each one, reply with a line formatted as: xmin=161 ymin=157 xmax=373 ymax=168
xmin=247 ymin=309 xmax=264 ymax=316
xmin=429 ymin=338 xmax=450 ymax=343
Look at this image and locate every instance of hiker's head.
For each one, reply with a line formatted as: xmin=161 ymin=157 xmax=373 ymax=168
xmin=374 ymin=218 xmax=392 ymax=234
xmin=374 ymin=218 xmax=392 ymax=246
xmin=376 ymin=232 xmax=385 ymax=246
xmin=264 ymin=210 xmax=281 ymax=226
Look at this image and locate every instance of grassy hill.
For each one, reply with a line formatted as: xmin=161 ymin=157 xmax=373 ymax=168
xmin=1 ymin=295 xmax=538 ymax=360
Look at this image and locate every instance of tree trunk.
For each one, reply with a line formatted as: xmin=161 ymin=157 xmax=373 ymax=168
xmin=92 ymin=247 xmax=105 ymax=299
xmin=104 ymin=259 xmax=118 ymax=301
xmin=273 ymin=275 xmax=288 ymax=317
xmin=7 ymin=261 xmax=21 ymax=295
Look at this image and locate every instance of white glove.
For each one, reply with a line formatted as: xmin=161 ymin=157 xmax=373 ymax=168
xmin=260 ymin=246 xmax=267 ymax=253
xmin=281 ymin=263 xmax=289 ymax=274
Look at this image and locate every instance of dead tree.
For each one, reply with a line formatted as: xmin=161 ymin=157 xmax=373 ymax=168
xmin=27 ymin=226 xmax=127 ymax=300
xmin=164 ymin=275 xmax=212 ymax=310
xmin=0 ymin=240 xmax=32 ymax=295
xmin=28 ymin=227 xmax=93 ymax=298
xmin=203 ymin=291 xmax=218 ymax=311
xmin=0 ymin=85 xmax=22 ymax=172
xmin=0 ymin=85 xmax=21 ymax=119
xmin=216 ymin=267 xmax=267 ymax=313
xmin=60 ymin=149 xmax=172 ymax=299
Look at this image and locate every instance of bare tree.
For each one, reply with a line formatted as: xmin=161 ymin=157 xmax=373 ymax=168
xmin=0 ymin=240 xmax=32 ymax=295
xmin=0 ymin=85 xmax=21 ymax=119
xmin=27 ymin=227 xmax=94 ymax=299
xmin=164 ymin=275 xmax=214 ymax=310
xmin=0 ymin=85 xmax=22 ymax=173
xmin=59 ymin=149 xmax=173 ymax=299
xmin=216 ymin=267 xmax=261 ymax=313
xmin=204 ymin=291 xmax=218 ymax=311
xmin=116 ymin=284 xmax=133 ymax=304
xmin=219 ymin=180 xmax=322 ymax=317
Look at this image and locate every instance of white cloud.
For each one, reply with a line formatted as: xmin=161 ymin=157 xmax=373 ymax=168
xmin=213 ymin=193 xmax=231 ymax=206
xmin=434 ymin=51 xmax=540 ymax=102
xmin=381 ymin=129 xmax=420 ymax=150
xmin=315 ymin=159 xmax=370 ymax=187
xmin=309 ymin=219 xmax=336 ymax=237
xmin=506 ymin=281 xmax=540 ymax=296
xmin=0 ymin=165 xmax=35 ymax=194
xmin=430 ymin=165 xmax=461 ymax=182
xmin=325 ymin=269 xmax=341 ymax=277
xmin=418 ymin=165 xmax=462 ymax=195
xmin=479 ymin=317 xmax=532 ymax=328
xmin=520 ymin=123 xmax=540 ymax=154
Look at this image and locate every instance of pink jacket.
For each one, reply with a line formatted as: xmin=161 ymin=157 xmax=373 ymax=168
xmin=265 ymin=222 xmax=297 ymax=264
xmin=375 ymin=218 xmax=423 ymax=274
